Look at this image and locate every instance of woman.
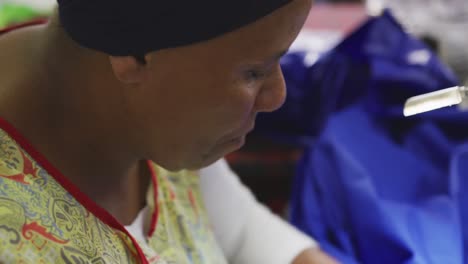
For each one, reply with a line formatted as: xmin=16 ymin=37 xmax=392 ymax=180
xmin=0 ymin=0 xmax=336 ymax=263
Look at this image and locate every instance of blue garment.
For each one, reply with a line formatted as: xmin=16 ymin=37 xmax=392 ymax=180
xmin=268 ymin=10 xmax=467 ymax=264
xmin=291 ymin=107 xmax=465 ymax=263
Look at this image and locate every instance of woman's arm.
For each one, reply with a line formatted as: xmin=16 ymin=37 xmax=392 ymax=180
xmin=199 ymin=159 xmax=337 ymax=264
xmin=293 ymin=248 xmax=338 ymax=264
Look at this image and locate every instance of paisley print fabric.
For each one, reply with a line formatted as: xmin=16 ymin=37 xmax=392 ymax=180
xmin=0 ymin=128 xmax=143 ymax=263
xmin=146 ymin=165 xmax=227 ymax=264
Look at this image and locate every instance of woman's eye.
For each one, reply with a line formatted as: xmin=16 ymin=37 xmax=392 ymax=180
xmin=245 ymin=69 xmax=266 ymax=81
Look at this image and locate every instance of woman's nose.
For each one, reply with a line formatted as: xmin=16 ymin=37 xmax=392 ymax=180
xmin=253 ymin=65 xmax=286 ymax=113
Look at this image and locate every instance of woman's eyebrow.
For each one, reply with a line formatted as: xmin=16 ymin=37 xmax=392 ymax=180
xmin=268 ymin=49 xmax=289 ymax=62
xmin=245 ymin=49 xmax=289 ymax=67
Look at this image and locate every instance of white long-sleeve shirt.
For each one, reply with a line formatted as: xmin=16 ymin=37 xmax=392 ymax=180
xmin=199 ymin=159 xmax=317 ymax=264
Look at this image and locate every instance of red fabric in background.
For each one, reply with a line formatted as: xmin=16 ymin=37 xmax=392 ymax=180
xmin=304 ymin=3 xmax=367 ymax=33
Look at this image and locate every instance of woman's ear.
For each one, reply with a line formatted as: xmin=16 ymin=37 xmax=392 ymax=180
xmin=108 ymin=56 xmax=148 ymax=84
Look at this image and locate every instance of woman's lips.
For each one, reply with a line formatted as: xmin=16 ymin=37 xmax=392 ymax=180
xmin=232 ymin=125 xmax=254 ymax=140
xmin=222 ymin=123 xmax=255 ymax=147
xmin=227 ymin=135 xmax=246 ymax=148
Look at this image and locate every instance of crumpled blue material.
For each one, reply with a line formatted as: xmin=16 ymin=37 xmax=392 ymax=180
xmin=264 ymin=10 xmax=468 ymax=264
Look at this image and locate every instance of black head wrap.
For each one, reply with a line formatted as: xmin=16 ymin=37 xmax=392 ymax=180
xmin=58 ymin=0 xmax=293 ymax=56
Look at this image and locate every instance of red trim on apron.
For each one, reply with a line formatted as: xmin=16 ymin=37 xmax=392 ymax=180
xmin=147 ymin=161 xmax=159 ymax=237
xmin=0 ymin=19 xmax=47 ymax=34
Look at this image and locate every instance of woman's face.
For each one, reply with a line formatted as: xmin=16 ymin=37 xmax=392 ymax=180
xmin=129 ymin=0 xmax=313 ymax=170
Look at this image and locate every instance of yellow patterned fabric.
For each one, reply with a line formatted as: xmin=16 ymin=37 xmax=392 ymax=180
xmin=0 ymin=128 xmax=142 ymax=263
xmin=0 ymin=124 xmax=227 ymax=263
xmin=145 ymin=165 xmax=227 ymax=264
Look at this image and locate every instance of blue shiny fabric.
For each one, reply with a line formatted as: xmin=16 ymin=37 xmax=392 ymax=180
xmin=267 ymin=10 xmax=467 ymax=263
